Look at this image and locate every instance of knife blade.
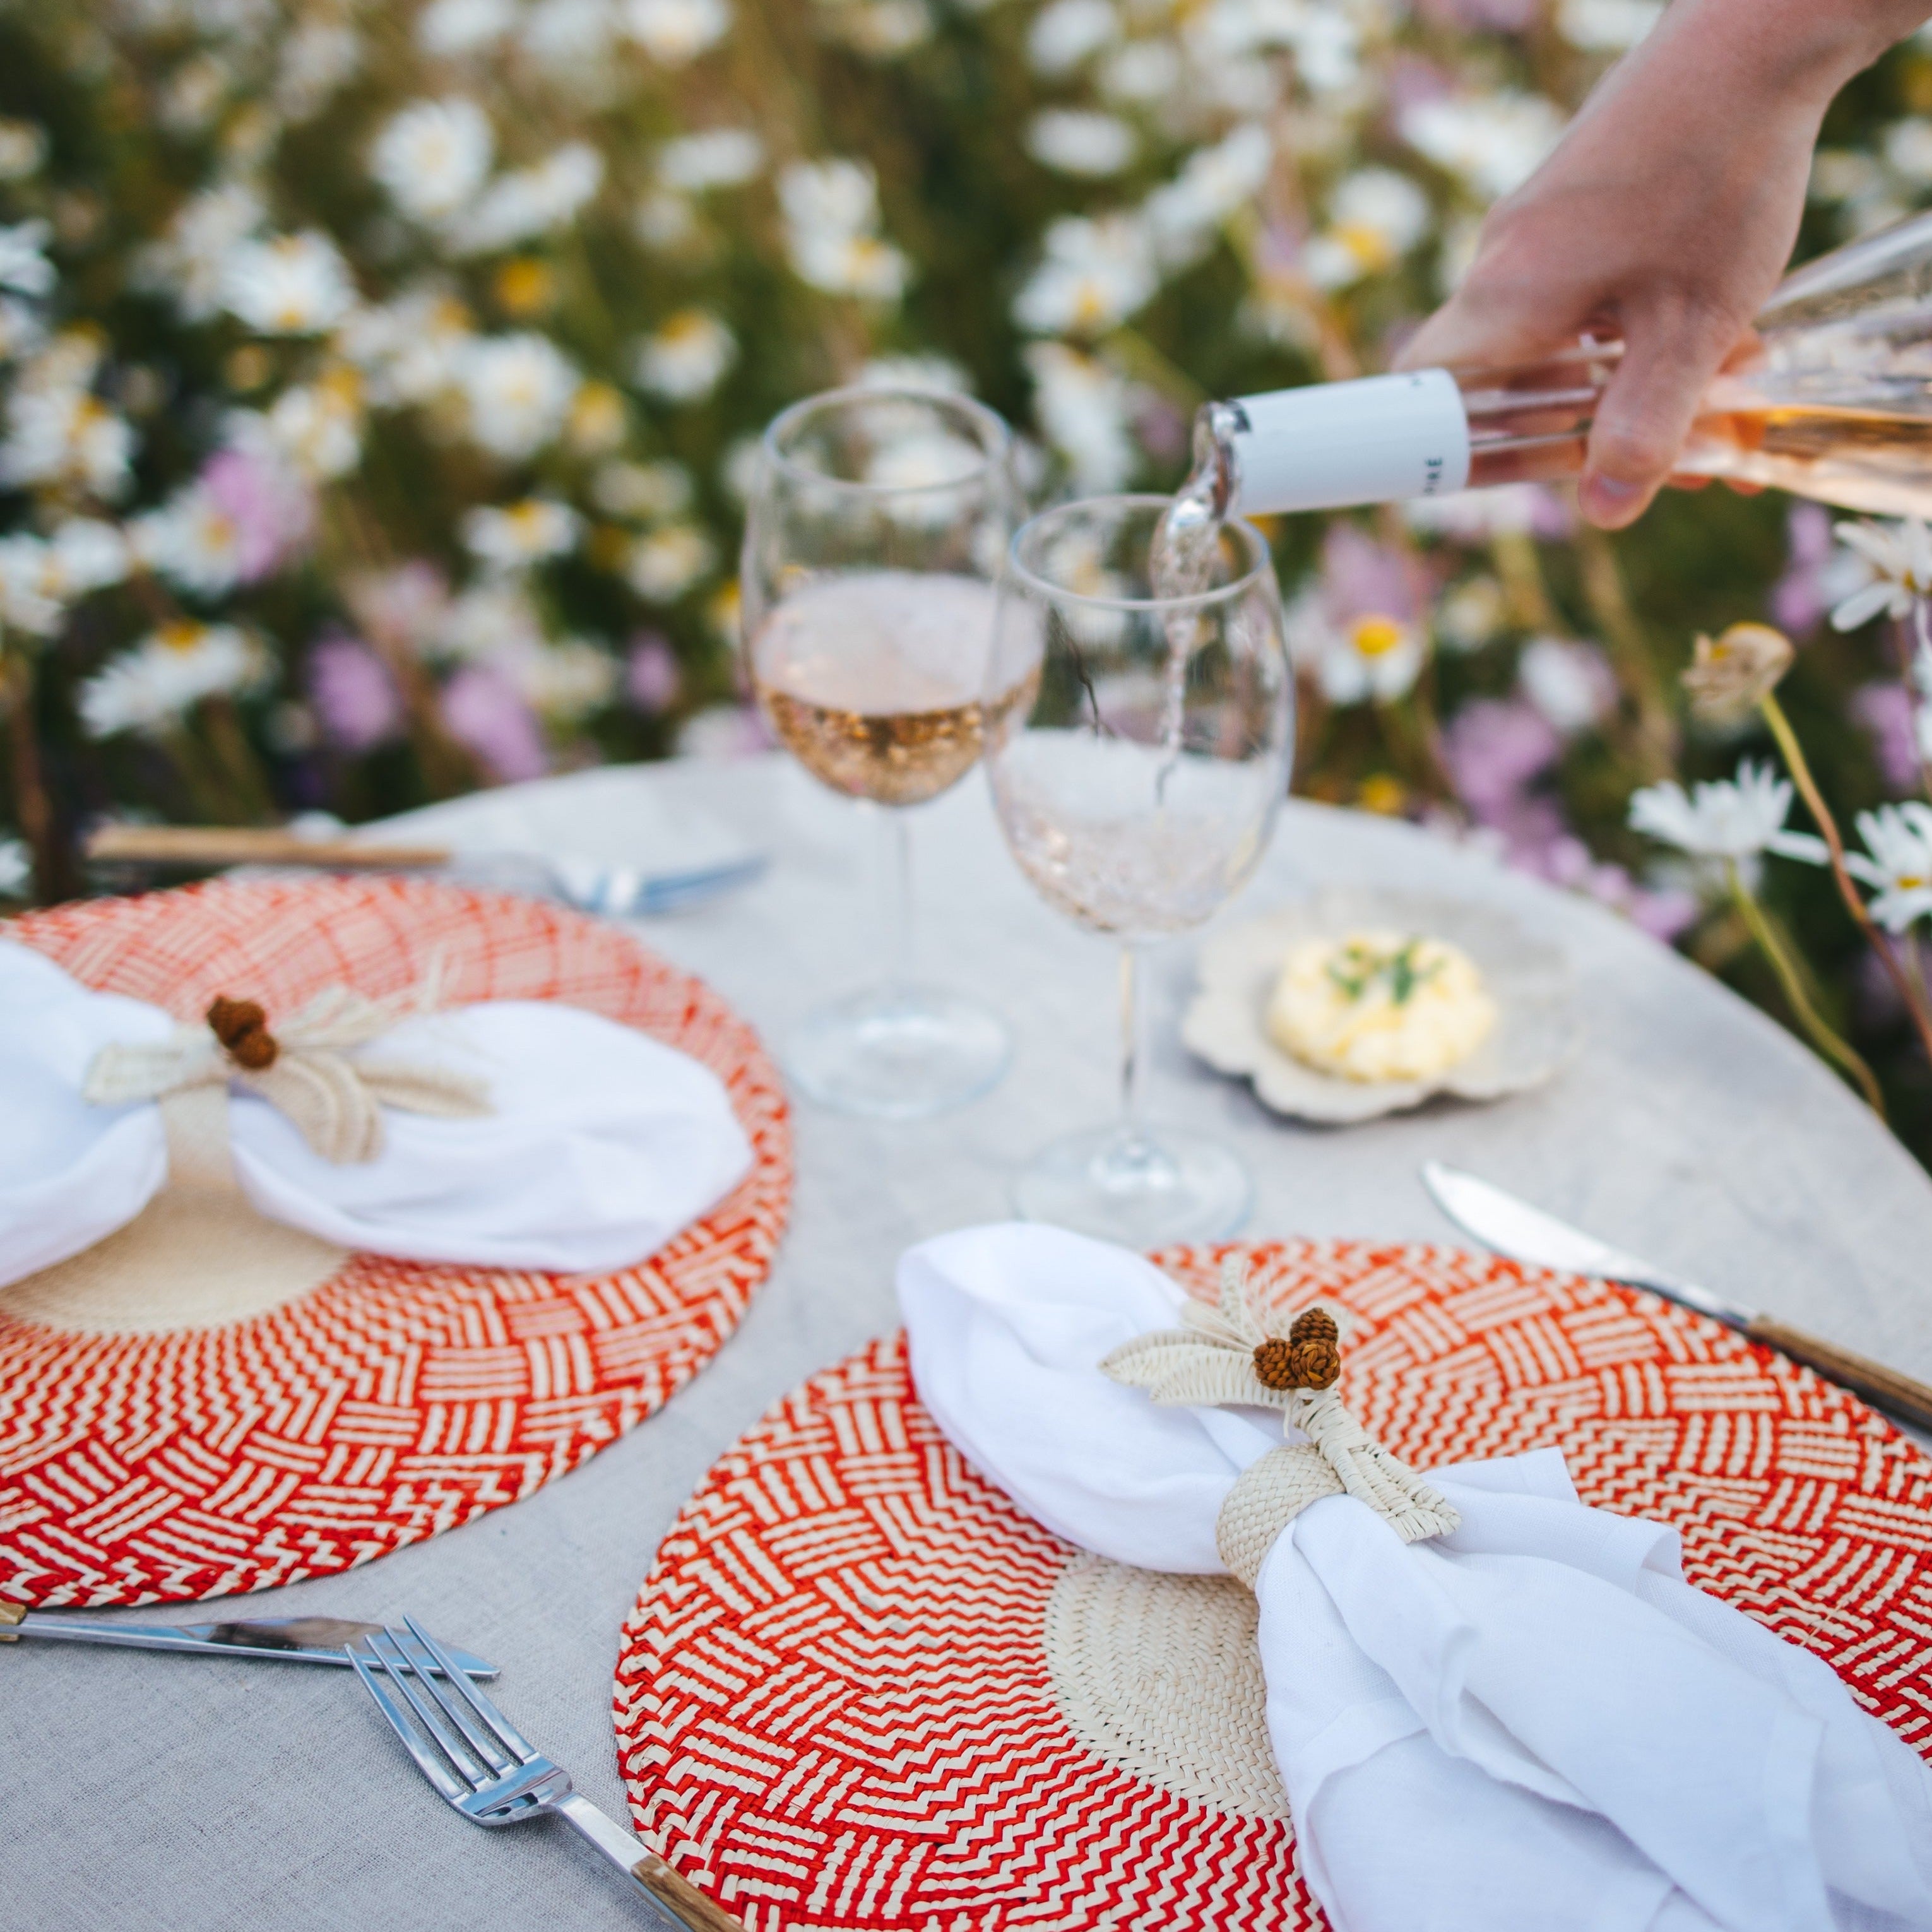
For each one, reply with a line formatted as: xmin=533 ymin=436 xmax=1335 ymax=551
xmin=0 ymin=1609 xmax=498 ymax=1677
xmin=1420 ymin=1161 xmax=1932 ymax=1433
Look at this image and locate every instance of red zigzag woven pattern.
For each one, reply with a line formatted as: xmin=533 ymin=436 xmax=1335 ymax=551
xmin=0 ymin=875 xmax=791 ymax=1608
xmin=613 ymin=1238 xmax=1932 ymax=1932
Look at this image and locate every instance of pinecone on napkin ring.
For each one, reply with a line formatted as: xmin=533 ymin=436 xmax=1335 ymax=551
xmin=83 ymin=983 xmax=491 ymax=1165
xmin=1100 ymin=1259 xmax=1461 ymax=1585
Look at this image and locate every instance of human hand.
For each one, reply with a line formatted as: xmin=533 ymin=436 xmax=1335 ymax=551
xmin=1396 ymin=0 xmax=1919 ymax=528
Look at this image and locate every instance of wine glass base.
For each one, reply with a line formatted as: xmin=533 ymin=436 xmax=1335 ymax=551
xmin=1012 ymin=1123 xmax=1252 ymax=1248
xmin=786 ymin=985 xmax=1011 ymax=1120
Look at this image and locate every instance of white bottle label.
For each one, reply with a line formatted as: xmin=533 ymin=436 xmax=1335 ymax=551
xmin=1226 ymin=369 xmax=1472 ymax=515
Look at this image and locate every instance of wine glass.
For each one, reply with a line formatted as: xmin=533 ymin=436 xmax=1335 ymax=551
xmin=984 ymin=495 xmax=1293 ymax=1244
xmin=743 ymin=384 xmax=1021 ymax=1117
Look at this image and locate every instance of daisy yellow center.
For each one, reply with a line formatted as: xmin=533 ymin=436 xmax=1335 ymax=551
xmin=158 ymin=621 xmax=207 ymax=653
xmin=1349 ymin=614 xmax=1407 ymax=658
xmin=1334 ymin=222 xmax=1396 ymax=272
xmin=494 ymin=258 xmax=555 ymax=317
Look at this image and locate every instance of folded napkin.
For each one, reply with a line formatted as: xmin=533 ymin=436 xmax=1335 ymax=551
xmin=899 ymin=1223 xmax=1932 ymax=1932
xmin=0 ymin=939 xmax=753 ymax=1286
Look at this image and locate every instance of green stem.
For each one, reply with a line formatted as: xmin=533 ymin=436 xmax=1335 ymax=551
xmin=1727 ymin=860 xmax=1885 ymax=1116
xmin=1760 ymin=689 xmax=1932 ymax=1072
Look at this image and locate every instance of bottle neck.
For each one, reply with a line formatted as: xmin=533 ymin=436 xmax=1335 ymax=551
xmin=1216 ymin=369 xmax=1474 ymax=518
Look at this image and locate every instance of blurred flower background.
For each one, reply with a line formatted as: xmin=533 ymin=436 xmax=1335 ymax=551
xmin=4 ymin=0 xmax=1932 ymax=1151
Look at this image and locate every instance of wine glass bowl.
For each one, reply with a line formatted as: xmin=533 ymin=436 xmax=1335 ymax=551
xmin=743 ymin=385 xmax=1020 ymax=1118
xmin=985 ymin=495 xmax=1293 ymax=1244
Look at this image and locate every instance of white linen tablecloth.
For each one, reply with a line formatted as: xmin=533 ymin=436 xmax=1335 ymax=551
xmin=4 ymin=753 xmax=1930 ymax=1932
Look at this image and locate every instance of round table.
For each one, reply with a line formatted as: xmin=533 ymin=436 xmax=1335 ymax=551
xmin=6 ymin=753 xmax=1928 ymax=1931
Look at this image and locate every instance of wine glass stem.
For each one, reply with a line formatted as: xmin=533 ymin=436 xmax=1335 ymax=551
xmin=1118 ymin=942 xmax=1149 ymax=1147
xmin=882 ymin=805 xmax=915 ymax=994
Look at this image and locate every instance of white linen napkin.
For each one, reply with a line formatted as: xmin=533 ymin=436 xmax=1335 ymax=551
xmin=899 ymin=1222 xmax=1932 ymax=1932
xmin=0 ymin=939 xmax=753 ymax=1284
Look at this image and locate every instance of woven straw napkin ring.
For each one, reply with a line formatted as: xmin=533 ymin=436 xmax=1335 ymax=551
xmin=1102 ymin=1260 xmax=1461 ymax=1585
xmin=81 ymin=981 xmax=490 ymax=1176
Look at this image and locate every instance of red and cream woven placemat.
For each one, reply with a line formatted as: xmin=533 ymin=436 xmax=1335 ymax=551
xmin=0 ymin=875 xmax=790 ymax=1608
xmin=613 ymin=1239 xmax=1932 ymax=1932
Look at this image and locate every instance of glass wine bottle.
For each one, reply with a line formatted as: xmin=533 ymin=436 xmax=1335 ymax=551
xmin=1190 ymin=208 xmax=1932 ymax=523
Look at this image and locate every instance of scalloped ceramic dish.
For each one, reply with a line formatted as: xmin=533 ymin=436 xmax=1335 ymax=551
xmin=1183 ymin=887 xmax=1583 ymax=1123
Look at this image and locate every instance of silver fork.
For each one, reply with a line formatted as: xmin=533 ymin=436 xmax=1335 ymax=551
xmin=347 ymin=1618 xmax=744 ymax=1932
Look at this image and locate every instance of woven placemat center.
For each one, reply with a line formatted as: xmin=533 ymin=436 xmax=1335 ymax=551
xmin=1044 ymin=1551 xmax=1287 ymax=1819
xmin=0 ymin=1187 xmax=349 ymax=1334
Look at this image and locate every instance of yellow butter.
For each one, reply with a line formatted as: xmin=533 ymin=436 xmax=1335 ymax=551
xmin=1265 ymin=929 xmax=1495 ymax=1083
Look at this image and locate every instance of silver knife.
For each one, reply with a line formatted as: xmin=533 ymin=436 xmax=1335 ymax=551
xmin=1421 ymin=1161 xmax=1932 ymax=1433
xmin=0 ymin=1607 xmax=497 ymax=1677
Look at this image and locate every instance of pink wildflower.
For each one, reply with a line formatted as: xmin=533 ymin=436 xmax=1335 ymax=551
xmin=308 ymin=632 xmax=401 ymax=752
xmin=441 ymin=664 xmax=548 ymax=782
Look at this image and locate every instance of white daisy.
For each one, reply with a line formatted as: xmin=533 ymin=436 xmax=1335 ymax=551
xmin=0 ymin=382 xmax=136 ymax=501
xmin=432 ymin=584 xmax=546 ymax=663
xmin=0 ymin=533 xmax=62 ymax=636
xmin=858 ymin=353 xmax=970 ymax=394
xmin=336 ymin=290 xmax=475 ymax=408
xmin=0 ymin=295 xmax=45 ymax=364
xmin=778 ymin=160 xmax=909 ymax=301
xmin=78 ymin=621 xmax=266 ymax=739
xmin=1027 ymin=109 xmax=1137 ymax=179
xmin=1844 ymin=802 xmax=1932 ymax=930
xmin=1142 ymin=125 xmax=1272 ymax=259
xmin=133 ymin=183 xmax=264 ymax=322
xmin=451 ymin=143 xmax=603 ymax=253
xmin=1556 ymin=0 xmax=1661 ymax=52
xmin=131 ymin=482 xmax=248 ymax=597
xmin=417 ymin=0 xmax=519 ymax=55
xmin=1519 ymin=636 xmax=1614 ymax=735
xmin=0 ymin=120 xmax=48 ymax=184
xmin=634 ymin=189 xmax=700 ymax=251
xmin=633 ymin=309 xmax=736 ymax=401
xmin=1012 ymin=213 xmax=1156 ymax=336
xmin=1098 ymin=39 xmax=1179 ymax=104
xmin=510 ymin=635 xmax=618 ymax=721
xmin=1830 ymin=517 xmax=1932 ymax=631
xmin=1628 ymin=761 xmax=1829 ymax=862
xmin=591 ymin=457 xmax=694 ymax=520
xmin=1404 ymin=482 xmax=1559 ymax=541
xmin=1434 ymin=574 xmax=1507 ymax=654
xmin=371 ymin=98 xmax=494 ymax=224
xmin=258 ymin=374 xmax=364 ymax=480
xmin=627 ymin=524 xmax=716 ymax=602
xmin=0 ymin=219 xmax=54 ymax=299
xmin=44 ymin=518 xmax=131 ymax=600
xmin=462 ymin=497 xmax=583 ymax=573
xmin=1303 ymin=168 xmax=1431 ymax=290
xmin=656 ymin=129 xmax=762 ymax=191
xmin=623 ymin=0 xmax=730 ymax=63
xmin=220 ymin=232 xmax=357 ymax=335
xmin=275 ymin=20 xmax=364 ymax=120
xmin=832 ymin=1 xmax=933 ymax=59
xmin=454 ymin=333 xmax=580 ymax=459
xmin=1026 ymin=0 xmax=1117 ymax=75
xmin=1883 ymin=119 xmax=1932 ymax=189
xmin=1402 ymin=92 xmax=1565 ymax=204
xmin=1308 ymin=608 xmax=1426 ymax=706
xmin=520 ymin=0 xmax=618 ymax=69
xmin=1024 ymin=341 xmax=1135 ymax=493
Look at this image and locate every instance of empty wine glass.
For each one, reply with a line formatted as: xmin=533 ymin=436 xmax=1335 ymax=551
xmin=743 ymin=384 xmax=1022 ymax=1117
xmin=984 ymin=495 xmax=1293 ymax=1244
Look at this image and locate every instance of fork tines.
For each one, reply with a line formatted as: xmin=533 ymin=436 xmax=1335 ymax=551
xmin=347 ymin=1616 xmax=566 ymax=1820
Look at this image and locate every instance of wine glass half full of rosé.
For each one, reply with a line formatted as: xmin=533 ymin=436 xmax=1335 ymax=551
xmin=742 ymin=384 xmax=1036 ymax=1118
